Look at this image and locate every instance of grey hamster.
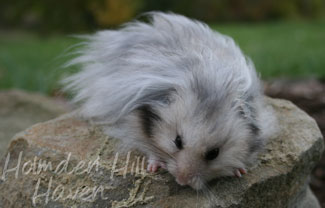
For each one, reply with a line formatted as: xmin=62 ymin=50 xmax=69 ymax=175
xmin=63 ymin=12 xmax=276 ymax=190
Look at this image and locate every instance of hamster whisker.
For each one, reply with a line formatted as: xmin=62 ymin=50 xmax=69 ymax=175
xmin=196 ymin=187 xmax=199 ymax=208
xmin=140 ymin=142 xmax=176 ymax=161
xmin=200 ymin=181 xmax=219 ymax=205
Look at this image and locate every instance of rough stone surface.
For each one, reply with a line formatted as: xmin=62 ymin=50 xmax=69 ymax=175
xmin=264 ymin=79 xmax=325 ymax=207
xmin=264 ymin=79 xmax=325 ymax=134
xmin=0 ymin=97 xmax=323 ymax=208
xmin=0 ymin=89 xmax=69 ymax=158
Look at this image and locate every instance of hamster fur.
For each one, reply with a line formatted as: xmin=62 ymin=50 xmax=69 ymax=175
xmin=63 ymin=12 xmax=276 ymax=190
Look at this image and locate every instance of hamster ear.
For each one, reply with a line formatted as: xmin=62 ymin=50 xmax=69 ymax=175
xmin=237 ymin=99 xmax=261 ymax=136
xmin=136 ymin=104 xmax=161 ymax=138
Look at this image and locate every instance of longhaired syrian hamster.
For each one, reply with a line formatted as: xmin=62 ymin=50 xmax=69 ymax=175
xmin=63 ymin=12 xmax=276 ymax=190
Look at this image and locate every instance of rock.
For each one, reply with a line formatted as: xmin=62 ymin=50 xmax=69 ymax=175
xmin=0 ymin=97 xmax=323 ymax=208
xmin=264 ymin=79 xmax=325 ymax=206
xmin=0 ymin=89 xmax=70 ymax=158
xmin=264 ymin=79 xmax=325 ymax=133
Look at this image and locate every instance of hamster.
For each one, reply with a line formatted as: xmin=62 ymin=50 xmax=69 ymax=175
xmin=63 ymin=12 xmax=276 ymax=190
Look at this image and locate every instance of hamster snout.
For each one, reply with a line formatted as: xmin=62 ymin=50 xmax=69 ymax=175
xmin=171 ymin=149 xmax=206 ymax=189
xmin=64 ymin=12 xmax=275 ymax=190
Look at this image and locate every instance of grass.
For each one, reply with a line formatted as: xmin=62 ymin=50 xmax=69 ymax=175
xmin=0 ymin=34 xmax=80 ymax=95
xmin=212 ymin=20 xmax=325 ymax=79
xmin=0 ymin=20 xmax=324 ymax=95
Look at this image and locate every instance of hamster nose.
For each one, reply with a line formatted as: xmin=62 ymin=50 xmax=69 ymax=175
xmin=176 ymin=173 xmax=192 ymax=186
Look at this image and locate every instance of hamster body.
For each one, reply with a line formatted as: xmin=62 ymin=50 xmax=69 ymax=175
xmin=64 ymin=12 xmax=275 ymax=190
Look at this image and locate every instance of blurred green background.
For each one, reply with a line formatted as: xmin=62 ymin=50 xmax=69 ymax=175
xmin=0 ymin=0 xmax=324 ymax=95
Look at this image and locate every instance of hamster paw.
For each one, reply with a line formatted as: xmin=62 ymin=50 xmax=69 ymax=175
xmin=234 ymin=168 xmax=247 ymax=178
xmin=147 ymin=159 xmax=166 ymax=173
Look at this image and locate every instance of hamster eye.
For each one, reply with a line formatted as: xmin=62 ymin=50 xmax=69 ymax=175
xmin=174 ymin=135 xmax=183 ymax=149
xmin=205 ymin=148 xmax=219 ymax=161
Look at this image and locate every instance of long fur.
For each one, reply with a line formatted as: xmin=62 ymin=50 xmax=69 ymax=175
xmin=63 ymin=12 xmax=258 ymax=122
xmin=63 ymin=12 xmax=276 ymax=190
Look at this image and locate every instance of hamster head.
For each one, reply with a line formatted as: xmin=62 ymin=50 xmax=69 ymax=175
xmin=136 ymin=84 xmax=263 ymax=190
